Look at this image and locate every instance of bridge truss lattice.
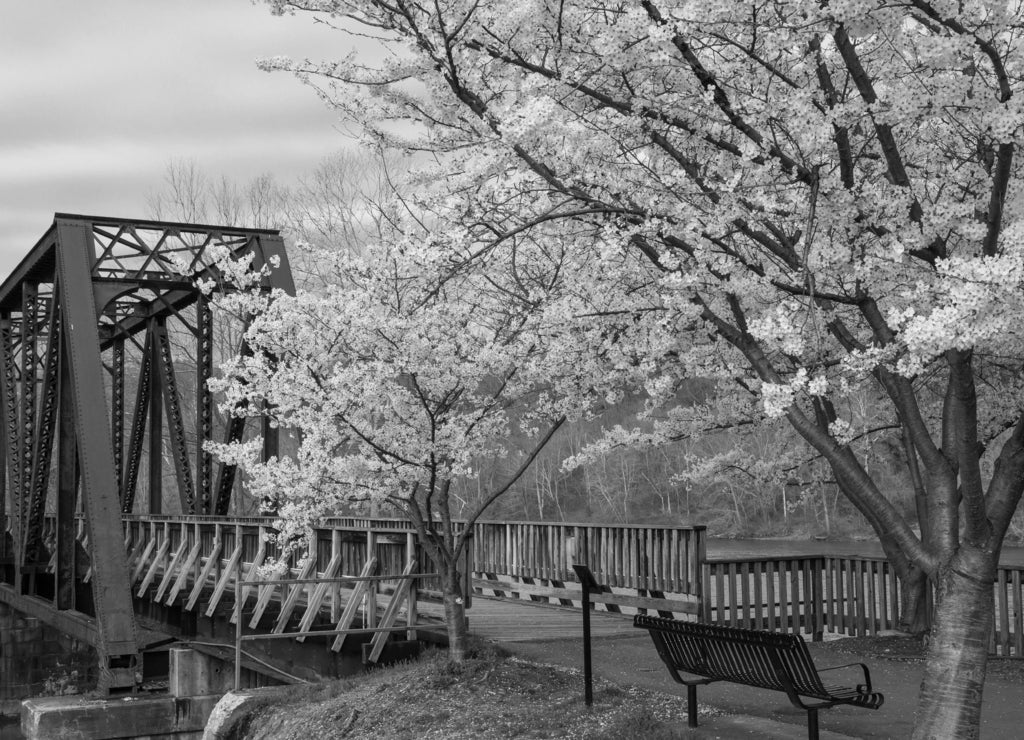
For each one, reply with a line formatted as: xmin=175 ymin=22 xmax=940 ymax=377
xmin=0 ymin=214 xmax=293 ymax=692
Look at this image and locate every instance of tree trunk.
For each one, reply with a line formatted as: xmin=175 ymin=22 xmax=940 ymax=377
xmin=899 ymin=563 xmax=932 ymax=635
xmin=912 ymin=549 xmax=995 ymax=740
xmin=875 ymin=537 xmax=932 ymax=635
xmin=443 ymin=566 xmax=468 ymax=662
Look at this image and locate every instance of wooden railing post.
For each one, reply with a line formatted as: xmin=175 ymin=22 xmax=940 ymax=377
xmin=331 ymin=528 xmax=342 ymax=623
xmin=406 ymin=530 xmax=418 ymax=640
xmin=461 ymin=527 xmax=473 ymax=610
xmin=811 ymin=556 xmax=824 ymax=641
xmin=563 ymin=526 xmax=576 ymax=580
xmin=365 ymin=530 xmax=377 ymax=630
xmin=694 ymin=526 xmax=709 ymax=623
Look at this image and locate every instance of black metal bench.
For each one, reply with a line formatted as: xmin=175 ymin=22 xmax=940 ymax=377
xmin=634 ymin=615 xmax=883 ymax=740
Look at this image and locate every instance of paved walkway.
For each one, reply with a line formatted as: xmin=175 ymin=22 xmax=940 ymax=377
xmin=471 ymin=606 xmax=1024 ymax=739
xmin=461 ymin=595 xmax=638 ymax=642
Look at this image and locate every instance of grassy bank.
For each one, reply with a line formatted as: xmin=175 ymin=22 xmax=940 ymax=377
xmin=232 ymin=641 xmax=709 ymax=739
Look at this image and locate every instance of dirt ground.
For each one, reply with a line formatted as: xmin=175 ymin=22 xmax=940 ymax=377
xmin=228 ymin=646 xmax=711 ymax=739
xmin=814 ymin=633 xmax=1024 ymax=682
xmin=223 ymin=633 xmax=1024 ymax=739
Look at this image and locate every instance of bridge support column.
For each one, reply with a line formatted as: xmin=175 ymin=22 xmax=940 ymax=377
xmin=21 ymin=694 xmax=220 ymax=740
xmin=169 ymin=648 xmax=234 ymax=697
xmin=0 ymin=602 xmax=96 ymax=707
xmin=56 ymin=220 xmax=141 ymax=692
xmin=20 ymin=648 xmax=283 ymax=739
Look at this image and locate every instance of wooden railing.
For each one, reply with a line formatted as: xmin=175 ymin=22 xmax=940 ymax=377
xmin=471 ymin=521 xmax=706 ymax=594
xmin=113 ymin=515 xmax=447 ymax=668
xmin=24 ymin=514 xmax=709 ymax=611
xmin=706 ymin=556 xmax=906 ymax=638
xmin=706 ymin=555 xmax=1024 ymax=658
xmin=119 ymin=516 xmax=710 ymax=618
xmin=471 ymin=521 xmax=707 ymax=616
xmin=821 ymin=556 xmax=903 ymax=637
xmin=120 ymin=514 xmax=445 ymax=598
xmin=705 ymin=557 xmax=825 ymax=636
xmin=992 ymin=565 xmax=1024 ymax=657
xmin=32 ymin=511 xmax=1024 ymax=659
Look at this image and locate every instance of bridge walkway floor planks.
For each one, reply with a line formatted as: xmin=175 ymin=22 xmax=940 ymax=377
xmin=421 ymin=594 xmax=638 ymax=643
xmin=145 ymin=580 xmax=639 ymax=646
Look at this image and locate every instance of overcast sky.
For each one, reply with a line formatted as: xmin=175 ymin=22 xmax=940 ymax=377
xmin=0 ymin=1 xmax=354 ymax=273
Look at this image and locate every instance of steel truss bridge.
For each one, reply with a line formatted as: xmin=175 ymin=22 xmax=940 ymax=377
xmin=0 ymin=214 xmax=293 ymax=693
xmin=0 ymin=215 xmax=711 ymax=705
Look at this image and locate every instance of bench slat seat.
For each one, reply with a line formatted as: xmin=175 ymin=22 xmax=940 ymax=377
xmin=634 ymin=615 xmax=883 ymax=740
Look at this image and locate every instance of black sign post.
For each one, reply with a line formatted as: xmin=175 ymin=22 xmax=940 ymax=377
xmin=573 ymin=563 xmax=601 ymax=706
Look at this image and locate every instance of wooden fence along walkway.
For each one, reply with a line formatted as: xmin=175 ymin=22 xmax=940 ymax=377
xmin=23 ymin=513 xmax=1024 ymax=659
xmin=705 ymin=555 xmax=1024 ymax=657
xmin=993 ymin=567 xmax=1024 ymax=657
xmin=470 ymin=521 xmax=706 ymax=618
xmin=117 ymin=515 xmax=443 ymax=665
xmin=704 ymin=556 xmax=899 ymax=639
xmin=31 ymin=514 xmax=709 ymax=625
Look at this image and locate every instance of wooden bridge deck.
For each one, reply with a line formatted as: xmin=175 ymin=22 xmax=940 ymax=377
xmin=8 ymin=515 xmax=701 ymax=689
xmin=423 ymin=595 xmax=639 ymax=643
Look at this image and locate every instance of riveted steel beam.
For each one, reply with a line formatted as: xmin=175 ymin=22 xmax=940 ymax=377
xmin=100 ymin=289 xmax=195 ymax=345
xmin=261 ymin=411 xmax=280 ymax=514
xmin=255 ymin=233 xmax=295 ymax=295
xmin=0 ymin=395 xmax=4 ymax=563
xmin=111 ymin=337 xmax=124 ymax=493
xmin=55 ymin=218 xmax=140 ymax=692
xmin=147 ymin=319 xmax=163 ymax=515
xmin=214 ymin=416 xmax=246 ymax=516
xmin=56 ymin=345 xmax=78 ymax=611
xmin=16 ymin=285 xmax=38 ymax=592
xmin=0 ymin=323 xmax=6 ymax=563
xmin=121 ymin=330 xmax=152 ymax=514
xmin=24 ymin=291 xmax=61 ymax=568
xmin=152 ymin=319 xmax=195 ymax=513
xmin=0 ymin=314 xmax=20 ymax=570
xmin=196 ymin=294 xmax=213 ymax=514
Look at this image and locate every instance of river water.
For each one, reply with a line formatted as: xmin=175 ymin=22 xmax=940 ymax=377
xmin=707 ymin=537 xmax=1024 ymax=566
xmin=0 ymin=716 xmax=19 ymax=740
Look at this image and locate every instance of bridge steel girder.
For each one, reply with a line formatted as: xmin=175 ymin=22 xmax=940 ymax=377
xmin=56 ymin=219 xmax=142 ymax=692
xmin=111 ymin=336 xmax=124 ymax=494
xmin=196 ymin=293 xmax=213 ymax=513
xmin=153 ymin=318 xmax=196 ymax=513
xmin=121 ymin=329 xmax=152 ymax=513
xmin=0 ymin=315 xmax=20 ymax=569
xmin=17 ymin=284 xmax=38 ymax=591
xmin=0 ymin=213 xmax=295 ymax=695
xmin=24 ymin=289 xmax=60 ymax=573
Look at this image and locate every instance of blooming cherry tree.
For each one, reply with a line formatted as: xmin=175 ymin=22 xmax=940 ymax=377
xmin=256 ymin=1 xmax=1024 ymax=734
xmin=209 ymin=236 xmax=579 ymax=659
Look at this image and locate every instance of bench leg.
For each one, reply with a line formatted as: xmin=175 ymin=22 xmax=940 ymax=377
xmin=806 ymin=708 xmax=818 ymax=740
xmin=687 ymin=685 xmax=698 ymax=728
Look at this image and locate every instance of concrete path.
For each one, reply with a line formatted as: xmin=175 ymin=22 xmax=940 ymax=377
xmin=461 ymin=595 xmax=638 ymax=642
xmin=490 ymin=626 xmax=1024 ymax=739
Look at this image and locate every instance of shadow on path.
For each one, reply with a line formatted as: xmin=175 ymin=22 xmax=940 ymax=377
xmin=500 ymin=630 xmax=1024 ymax=739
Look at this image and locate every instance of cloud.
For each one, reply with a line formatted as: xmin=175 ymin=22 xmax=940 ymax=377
xmin=0 ymin=0 xmax=360 ymax=271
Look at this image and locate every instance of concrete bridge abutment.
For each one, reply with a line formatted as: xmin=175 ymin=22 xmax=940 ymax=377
xmin=0 ymin=601 xmax=96 ymax=712
xmin=19 ymin=649 xmax=236 ymax=739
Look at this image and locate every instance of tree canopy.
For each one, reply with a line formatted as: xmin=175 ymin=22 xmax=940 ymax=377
xmin=242 ymin=2 xmax=1024 ymax=734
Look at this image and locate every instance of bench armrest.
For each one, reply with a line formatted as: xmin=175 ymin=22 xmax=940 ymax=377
xmin=818 ymin=662 xmax=873 ymax=692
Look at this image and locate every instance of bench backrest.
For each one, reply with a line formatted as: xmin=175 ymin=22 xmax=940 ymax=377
xmin=634 ymin=615 xmax=829 ymax=699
